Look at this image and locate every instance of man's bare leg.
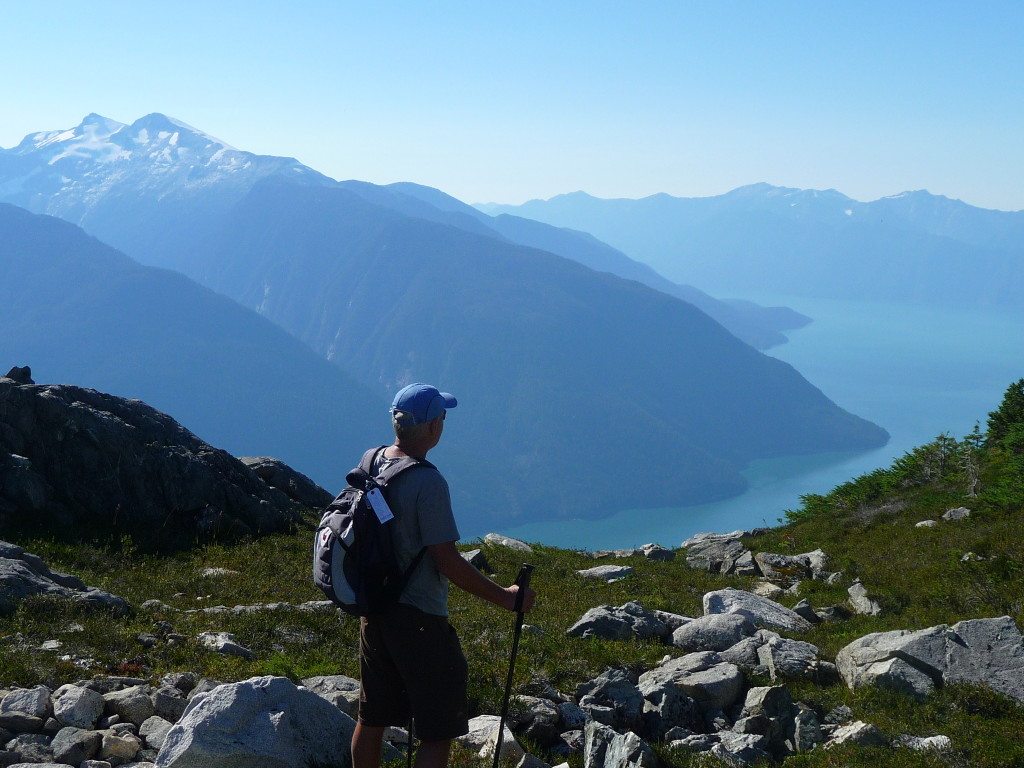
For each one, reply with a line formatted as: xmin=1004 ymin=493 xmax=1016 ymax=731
xmin=352 ymin=722 xmax=386 ymax=768
xmin=414 ymin=738 xmax=451 ymax=768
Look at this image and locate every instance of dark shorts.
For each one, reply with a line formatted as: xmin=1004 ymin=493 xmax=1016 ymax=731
xmin=358 ymin=603 xmax=469 ymax=742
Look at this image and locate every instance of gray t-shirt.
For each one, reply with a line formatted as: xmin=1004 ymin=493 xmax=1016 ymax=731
xmin=370 ymin=447 xmax=460 ymax=616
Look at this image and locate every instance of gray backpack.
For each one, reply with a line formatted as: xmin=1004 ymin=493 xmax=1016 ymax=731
xmin=312 ymin=447 xmax=430 ymax=615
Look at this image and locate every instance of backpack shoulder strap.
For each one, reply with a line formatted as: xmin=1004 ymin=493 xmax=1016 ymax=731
xmin=374 ymin=454 xmax=436 ymax=486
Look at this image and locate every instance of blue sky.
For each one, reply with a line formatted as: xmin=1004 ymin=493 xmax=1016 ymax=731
xmin=2 ymin=1 xmax=1021 ymax=209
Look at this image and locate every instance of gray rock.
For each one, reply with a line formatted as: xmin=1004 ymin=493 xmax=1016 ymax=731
xmin=756 ymin=634 xmax=834 ymax=683
xmin=0 ymin=712 xmax=42 ymax=735
xmin=0 ymin=544 xmax=130 ymax=617
xmin=896 ymin=734 xmax=952 ymax=752
xmin=511 ymin=696 xmax=561 ymax=747
xmin=51 ymin=725 xmax=101 ymax=764
xmin=711 ymin=732 xmax=772 ymax=766
xmin=196 ymin=631 xmax=254 ymax=659
xmin=666 ymin=733 xmax=719 ymax=753
xmin=184 ymin=680 xmax=221 ymax=702
xmin=198 ymin=567 xmax=238 ymax=579
xmin=824 ymin=720 xmax=887 ymax=748
xmin=824 ymin=705 xmax=853 ymax=725
xmin=847 ymin=581 xmax=882 ymax=616
xmin=582 ymin=722 xmax=656 ymax=768
xmin=815 ymin=604 xmax=853 ymax=622
xmin=791 ymin=599 xmax=821 ymax=625
xmin=80 ymin=761 xmax=114 ymax=768
xmin=100 ymin=730 xmax=142 ymax=763
xmin=104 ymin=686 xmax=154 ymax=728
xmin=836 ymin=615 xmax=1024 ymax=702
xmin=483 ymin=534 xmax=533 ymax=552
xmin=638 ymin=652 xmax=744 ymax=712
xmin=557 ymin=701 xmax=588 ymax=730
xmin=576 ymin=669 xmax=644 ymax=733
xmin=237 ymin=456 xmax=332 ymax=508
xmin=681 ymin=530 xmax=753 ymax=548
xmin=516 ymin=755 xmax=552 ymax=768
xmin=793 ymin=704 xmax=823 ymax=753
xmin=140 ymin=717 xmax=174 ymax=750
xmin=156 ymin=676 xmax=355 ymax=768
xmin=160 ymin=675 xmax=198 ymax=696
xmin=1 ymin=687 xmax=51 ymax=719
xmin=749 ymin=581 xmax=785 ymax=600
xmin=300 ymin=675 xmax=361 ymax=718
xmin=461 ymin=549 xmax=492 ymax=572
xmin=457 ymin=715 xmax=524 ymax=762
xmin=752 ymin=552 xmax=811 ymax=582
xmin=703 ymin=588 xmax=813 ymax=633
xmin=5 ymin=732 xmax=52 ymax=762
xmin=576 ymin=565 xmax=633 ymax=582
xmin=684 ymin=538 xmax=749 ymax=574
xmin=671 ymin=614 xmax=755 ymax=653
xmin=151 ymin=687 xmax=188 ymax=724
xmin=592 ymin=544 xmax=675 ymax=562
xmin=566 ymin=603 xmax=673 ymax=642
xmin=0 ymin=379 xmax=301 ymax=544
xmin=942 ymin=506 xmax=971 ymax=521
xmin=52 ymin=685 xmax=105 ymax=730
xmin=915 ymin=519 xmax=938 ymax=528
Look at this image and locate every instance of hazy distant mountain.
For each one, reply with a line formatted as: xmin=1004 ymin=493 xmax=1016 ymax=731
xmin=0 ymin=117 xmax=889 ymax=529
xmin=479 ymin=185 xmax=1024 ymax=306
xmin=0 ymin=114 xmax=805 ymax=349
xmin=0 ymin=203 xmax=380 ymax=491
xmin=187 ymin=176 xmax=886 ymax=524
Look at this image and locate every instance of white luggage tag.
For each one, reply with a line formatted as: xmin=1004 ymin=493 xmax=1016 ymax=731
xmin=366 ymin=487 xmax=395 ymax=524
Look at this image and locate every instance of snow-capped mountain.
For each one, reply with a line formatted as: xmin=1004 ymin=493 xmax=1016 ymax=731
xmin=0 ymin=112 xmax=328 ymax=223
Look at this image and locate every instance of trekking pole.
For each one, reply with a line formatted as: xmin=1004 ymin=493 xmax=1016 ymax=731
xmin=492 ymin=563 xmax=534 ymax=768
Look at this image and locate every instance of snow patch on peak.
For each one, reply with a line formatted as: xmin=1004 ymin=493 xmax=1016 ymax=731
xmin=124 ymin=113 xmax=235 ymax=150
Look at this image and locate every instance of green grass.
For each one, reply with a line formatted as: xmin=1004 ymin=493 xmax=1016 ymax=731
xmin=4 ymin=387 xmax=1024 ymax=766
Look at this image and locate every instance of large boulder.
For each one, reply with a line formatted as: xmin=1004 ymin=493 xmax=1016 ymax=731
xmin=483 ymin=534 xmax=533 ymax=552
xmin=238 ymin=457 xmax=332 ymax=508
xmin=683 ymin=538 xmax=749 ymax=574
xmin=457 ymin=715 xmax=525 ymax=762
xmin=576 ymin=669 xmax=645 ymax=733
xmin=0 ymin=376 xmax=300 ymax=543
xmin=0 ymin=542 xmax=128 ymax=616
xmin=703 ymin=589 xmax=813 ymax=633
xmin=301 ymin=675 xmax=360 ymax=718
xmin=671 ymin=614 xmax=755 ymax=653
xmin=155 ymin=676 xmax=355 ymax=768
xmin=836 ymin=616 xmax=1024 ymax=702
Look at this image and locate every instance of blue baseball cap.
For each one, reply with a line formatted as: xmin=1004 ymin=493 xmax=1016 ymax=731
xmin=391 ymin=383 xmax=458 ymax=424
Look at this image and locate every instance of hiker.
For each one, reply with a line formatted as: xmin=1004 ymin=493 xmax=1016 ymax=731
xmin=351 ymin=383 xmax=537 ymax=768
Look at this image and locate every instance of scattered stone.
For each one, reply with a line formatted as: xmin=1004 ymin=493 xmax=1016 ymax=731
xmin=51 ymin=726 xmax=102 ymax=764
xmin=847 ymin=581 xmax=882 ymax=616
xmin=592 ymin=544 xmax=675 ymax=562
xmin=703 ymin=588 xmax=813 ymax=633
xmin=681 ymin=530 xmax=757 ymax=548
xmin=915 ymin=520 xmax=938 ymax=529
xmin=139 ymin=716 xmax=173 ymax=750
xmin=583 ymin=721 xmax=656 ymax=768
xmin=824 ymin=571 xmax=844 ymax=585
xmin=753 ymin=553 xmax=811 ymax=582
xmin=100 ymin=730 xmax=142 ymax=763
xmin=836 ymin=615 xmax=1024 ymax=702
xmin=141 ymin=600 xmax=173 ymax=612
xmin=576 ymin=669 xmax=644 ymax=733
xmin=566 ymin=602 xmax=680 ymax=642
xmin=461 ymin=549 xmax=492 ymax=572
xmin=300 ymin=675 xmax=360 ymax=719
xmin=5 ymin=732 xmax=53 ymax=762
xmin=197 ymin=632 xmax=254 ymax=660
xmin=815 ymin=604 xmax=853 ymax=623
xmin=961 ymin=552 xmax=982 ymax=562
xmin=757 ymin=634 xmax=837 ymax=683
xmin=942 ymin=507 xmax=971 ymax=521
xmin=157 ymin=676 xmax=356 ymax=768
xmin=483 ymin=534 xmax=533 ymax=553
xmin=576 ymin=565 xmax=633 ymax=582
xmin=638 ymin=652 xmax=744 ymax=713
xmin=1 ymin=687 xmax=51 ymax=720
xmin=749 ymin=581 xmax=784 ymax=600
xmin=683 ymin=538 xmax=748 ymax=575
xmin=199 ymin=567 xmax=239 ymax=578
xmin=52 ymin=685 xmax=104 ymax=729
xmin=510 ymin=696 xmax=561 ymax=746
xmin=791 ymin=599 xmax=821 ymax=625
xmin=671 ymin=613 xmax=755 ymax=653
xmin=824 ymin=705 xmax=853 ymax=725
xmin=151 ymin=688 xmax=188 ymax=724
xmin=557 ymin=701 xmax=588 ymax=730
xmin=458 ymin=715 xmax=525 ymax=762
xmin=825 ymin=720 xmax=887 ymax=748
xmin=896 ymin=734 xmax=953 ymax=752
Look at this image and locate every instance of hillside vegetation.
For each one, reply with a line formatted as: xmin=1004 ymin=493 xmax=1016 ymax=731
xmin=1 ymin=381 xmax=1022 ymax=766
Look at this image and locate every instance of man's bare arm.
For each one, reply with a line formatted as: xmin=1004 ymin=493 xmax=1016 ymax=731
xmin=428 ymin=541 xmax=536 ymax=612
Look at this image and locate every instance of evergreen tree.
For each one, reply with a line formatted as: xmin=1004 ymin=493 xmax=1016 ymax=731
xmin=987 ymin=378 xmax=1024 ymax=446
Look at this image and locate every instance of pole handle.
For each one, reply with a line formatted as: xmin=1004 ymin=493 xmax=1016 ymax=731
xmin=513 ymin=563 xmax=534 ymax=613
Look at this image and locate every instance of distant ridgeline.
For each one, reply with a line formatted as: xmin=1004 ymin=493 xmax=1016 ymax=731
xmin=481 ymin=186 xmax=1024 ymax=307
xmin=0 ymin=116 xmax=889 ymax=531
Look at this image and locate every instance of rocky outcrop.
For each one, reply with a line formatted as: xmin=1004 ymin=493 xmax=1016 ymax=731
xmin=0 ymin=374 xmax=302 ymax=543
xmin=836 ymin=616 xmax=1024 ymax=702
xmin=237 ymin=456 xmax=332 ymax=508
xmin=591 ymin=544 xmax=674 ymax=562
xmin=156 ymin=676 xmax=355 ymax=768
xmin=0 ymin=541 xmax=128 ymax=616
xmin=483 ymin=533 xmax=534 ymax=552
xmin=576 ymin=565 xmax=633 ymax=583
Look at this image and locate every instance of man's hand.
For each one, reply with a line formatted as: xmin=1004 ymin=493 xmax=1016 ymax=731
xmin=504 ymin=584 xmax=536 ymax=613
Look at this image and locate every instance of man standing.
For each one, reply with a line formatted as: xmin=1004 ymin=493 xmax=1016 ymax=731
xmin=352 ymin=383 xmax=536 ymax=768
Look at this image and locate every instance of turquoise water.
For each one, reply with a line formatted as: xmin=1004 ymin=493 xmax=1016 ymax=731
xmin=493 ymin=296 xmax=1024 ymax=550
